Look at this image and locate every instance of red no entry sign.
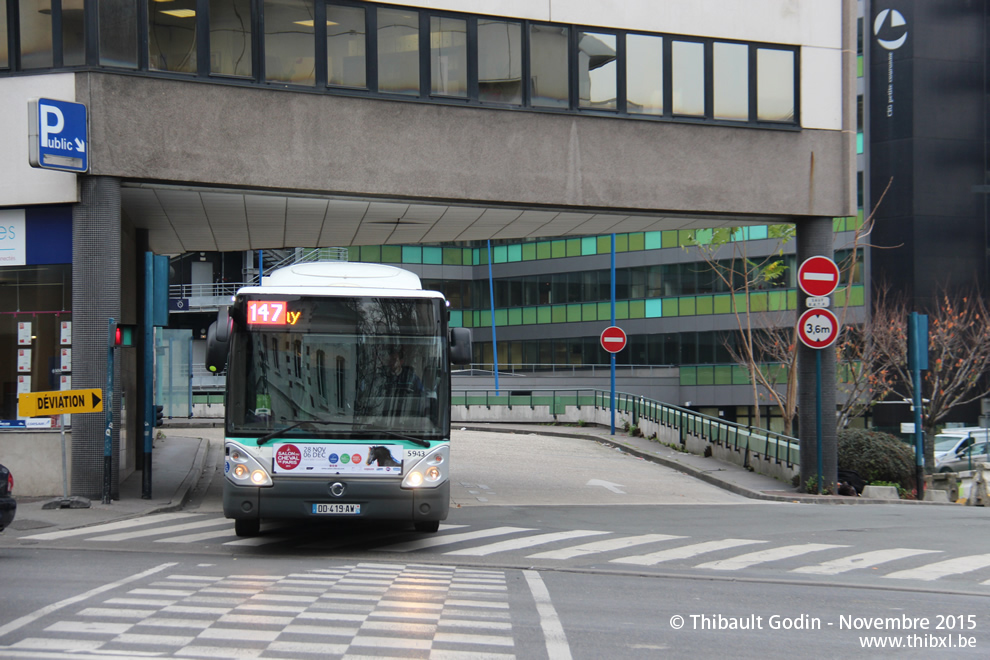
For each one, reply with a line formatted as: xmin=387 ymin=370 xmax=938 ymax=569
xmin=600 ymin=326 xmax=627 ymax=353
xmin=798 ymin=308 xmax=840 ymax=349
xmin=797 ymin=256 xmax=840 ymax=297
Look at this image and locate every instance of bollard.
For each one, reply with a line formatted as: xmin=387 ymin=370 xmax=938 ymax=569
xmin=966 ymin=462 xmax=990 ymax=507
xmin=927 ymin=472 xmax=959 ymax=502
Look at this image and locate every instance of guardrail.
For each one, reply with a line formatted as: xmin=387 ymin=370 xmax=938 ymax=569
xmin=452 ymin=388 xmax=800 ymax=469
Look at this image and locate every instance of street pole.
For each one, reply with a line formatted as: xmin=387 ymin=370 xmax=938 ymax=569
xmin=610 ymin=234 xmax=616 ymax=436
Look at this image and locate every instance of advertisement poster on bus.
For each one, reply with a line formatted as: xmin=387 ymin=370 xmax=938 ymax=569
xmin=271 ymin=443 xmax=404 ymax=475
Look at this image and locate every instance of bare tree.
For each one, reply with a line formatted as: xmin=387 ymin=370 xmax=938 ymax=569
xmin=870 ymin=287 xmax=990 ymax=467
xmin=724 ymin=316 xmax=799 ymax=434
xmin=685 ymin=225 xmax=795 ymax=430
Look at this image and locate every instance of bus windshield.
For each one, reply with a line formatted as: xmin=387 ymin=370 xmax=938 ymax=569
xmin=225 ymin=295 xmax=447 ymax=440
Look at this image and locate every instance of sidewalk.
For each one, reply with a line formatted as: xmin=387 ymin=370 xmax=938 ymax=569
xmin=9 ymin=429 xmax=218 ymax=535
xmin=7 ymin=422 xmax=964 ymax=537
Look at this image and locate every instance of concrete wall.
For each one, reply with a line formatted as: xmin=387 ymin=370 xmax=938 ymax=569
xmin=79 ymin=72 xmax=853 ymax=227
xmin=0 ymin=430 xmax=72 ymax=497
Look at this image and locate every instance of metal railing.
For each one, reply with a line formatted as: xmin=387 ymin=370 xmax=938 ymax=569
xmin=452 ymin=387 xmax=800 ymax=468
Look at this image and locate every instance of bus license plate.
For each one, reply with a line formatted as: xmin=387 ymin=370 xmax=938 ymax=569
xmin=313 ymin=503 xmax=360 ymax=515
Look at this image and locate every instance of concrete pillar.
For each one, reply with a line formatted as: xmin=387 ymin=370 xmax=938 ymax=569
xmin=71 ymin=176 xmax=122 ymax=499
xmin=796 ymin=216 xmax=837 ymax=492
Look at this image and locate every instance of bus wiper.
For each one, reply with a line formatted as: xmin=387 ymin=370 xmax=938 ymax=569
xmin=355 ymin=426 xmax=431 ymax=448
xmin=255 ymin=419 xmax=350 ymax=446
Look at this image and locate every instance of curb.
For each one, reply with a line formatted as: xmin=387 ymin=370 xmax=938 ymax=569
xmin=145 ymin=437 xmax=210 ymax=516
xmin=459 ymin=424 xmax=955 ymax=506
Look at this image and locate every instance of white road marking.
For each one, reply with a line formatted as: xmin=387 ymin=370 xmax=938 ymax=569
xmin=524 ymin=570 xmax=572 ymax=660
xmin=611 ymin=539 xmax=766 ymax=566
xmin=21 ymin=514 xmax=195 ymax=540
xmin=378 ymin=526 xmax=535 ymax=552
xmin=0 ymin=562 xmax=176 ymax=639
xmin=885 ymin=553 xmax=990 ymax=581
xmin=792 ymin=548 xmax=941 ymax=575
xmin=696 ymin=543 xmax=847 ymax=571
xmin=88 ymin=518 xmax=231 ymax=542
xmin=446 ymin=530 xmax=610 ymax=556
xmin=528 ymin=533 xmax=685 ymax=560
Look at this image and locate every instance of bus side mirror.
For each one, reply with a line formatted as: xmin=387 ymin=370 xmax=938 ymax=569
xmin=205 ymin=307 xmax=232 ymax=373
xmin=449 ymin=327 xmax=472 ymax=365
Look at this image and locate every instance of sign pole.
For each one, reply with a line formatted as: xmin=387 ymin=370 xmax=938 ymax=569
xmin=816 ymin=350 xmax=823 ymax=495
xmin=610 ymin=234 xmax=616 ymax=436
xmin=103 ymin=317 xmax=115 ymax=504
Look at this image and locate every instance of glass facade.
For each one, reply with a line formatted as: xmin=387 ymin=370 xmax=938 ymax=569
xmin=265 ymin=0 xmax=315 ymax=85
xmin=0 ymin=0 xmax=798 ymax=127
xmin=327 ymin=4 xmax=365 ymax=88
xmin=149 ymin=0 xmax=198 ymax=73
xmin=377 ymin=7 xmax=419 ymax=95
xmin=477 ymin=19 xmax=521 ymax=104
xmin=211 ymin=0 xmax=253 ymax=77
xmin=99 ymin=0 xmax=139 ymax=69
xmin=626 ymin=34 xmax=663 ymax=115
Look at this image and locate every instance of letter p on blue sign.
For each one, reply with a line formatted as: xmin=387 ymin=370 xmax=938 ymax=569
xmin=28 ymin=98 xmax=89 ymax=173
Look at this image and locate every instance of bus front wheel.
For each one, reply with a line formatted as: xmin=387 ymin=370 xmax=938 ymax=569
xmin=414 ymin=520 xmax=440 ymax=533
xmin=235 ymin=518 xmax=261 ymax=537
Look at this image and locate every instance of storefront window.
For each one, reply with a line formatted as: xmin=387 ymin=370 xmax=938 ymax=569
xmin=100 ymin=0 xmax=139 ymax=68
xmin=265 ymin=0 xmax=315 ymax=85
xmin=627 ymin=34 xmax=663 ymax=115
xmin=211 ymin=0 xmax=253 ymax=77
xmin=430 ymin=16 xmax=466 ymax=97
xmin=19 ymin=0 xmax=53 ymax=69
xmin=530 ymin=24 xmax=568 ymax=108
xmin=377 ymin=7 xmax=418 ymax=95
xmin=478 ymin=19 xmax=521 ymax=104
xmin=327 ymin=4 xmax=365 ymax=88
xmin=0 ymin=265 xmax=72 ymax=422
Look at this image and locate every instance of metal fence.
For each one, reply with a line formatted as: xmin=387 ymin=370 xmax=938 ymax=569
xmin=452 ymin=388 xmax=800 ymax=468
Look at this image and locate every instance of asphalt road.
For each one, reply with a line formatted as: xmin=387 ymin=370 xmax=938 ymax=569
xmin=2 ymin=429 xmax=990 ymax=658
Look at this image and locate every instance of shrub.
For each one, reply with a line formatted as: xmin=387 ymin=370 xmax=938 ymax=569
xmin=837 ymin=429 xmax=916 ymax=492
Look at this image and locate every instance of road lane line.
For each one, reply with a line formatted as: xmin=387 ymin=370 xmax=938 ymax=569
xmin=524 ymin=570 xmax=572 ymax=660
xmin=0 ymin=562 xmax=176 ymax=639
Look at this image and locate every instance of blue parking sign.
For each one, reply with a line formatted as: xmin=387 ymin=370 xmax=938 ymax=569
xmin=28 ymin=98 xmax=89 ymax=173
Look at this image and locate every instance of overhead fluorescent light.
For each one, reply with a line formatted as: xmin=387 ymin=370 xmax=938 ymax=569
xmin=161 ymin=8 xmax=195 ymax=17
xmin=293 ymin=20 xmax=339 ymax=27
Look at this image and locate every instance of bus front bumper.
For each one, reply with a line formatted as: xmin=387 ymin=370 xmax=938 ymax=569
xmin=223 ymin=477 xmax=449 ymax=523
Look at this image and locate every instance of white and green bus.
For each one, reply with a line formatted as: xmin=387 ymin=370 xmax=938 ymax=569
xmin=206 ymin=262 xmax=471 ymax=537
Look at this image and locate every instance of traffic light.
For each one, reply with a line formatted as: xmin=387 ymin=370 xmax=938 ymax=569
xmin=154 ymin=404 xmax=164 ymax=427
xmin=110 ymin=322 xmax=136 ymax=347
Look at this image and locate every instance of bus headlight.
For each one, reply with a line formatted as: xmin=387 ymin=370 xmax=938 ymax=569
xmin=401 ymin=444 xmax=449 ymax=489
xmin=225 ymin=442 xmax=273 ymax=487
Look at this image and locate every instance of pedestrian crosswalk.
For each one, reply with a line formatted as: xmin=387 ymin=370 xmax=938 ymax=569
xmin=17 ymin=514 xmax=990 ymax=587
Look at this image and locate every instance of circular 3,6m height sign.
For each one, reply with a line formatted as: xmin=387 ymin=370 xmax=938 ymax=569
xmin=798 ymin=308 xmax=840 ymax=349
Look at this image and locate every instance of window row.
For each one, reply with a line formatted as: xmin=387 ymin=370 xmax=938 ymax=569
xmin=471 ymin=328 xmax=792 ymax=369
xmin=3 ymin=0 xmax=799 ymax=125
xmin=423 ymin=249 xmax=862 ymax=311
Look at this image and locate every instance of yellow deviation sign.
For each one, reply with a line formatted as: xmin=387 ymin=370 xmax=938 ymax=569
xmin=18 ymin=388 xmax=104 ymax=417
